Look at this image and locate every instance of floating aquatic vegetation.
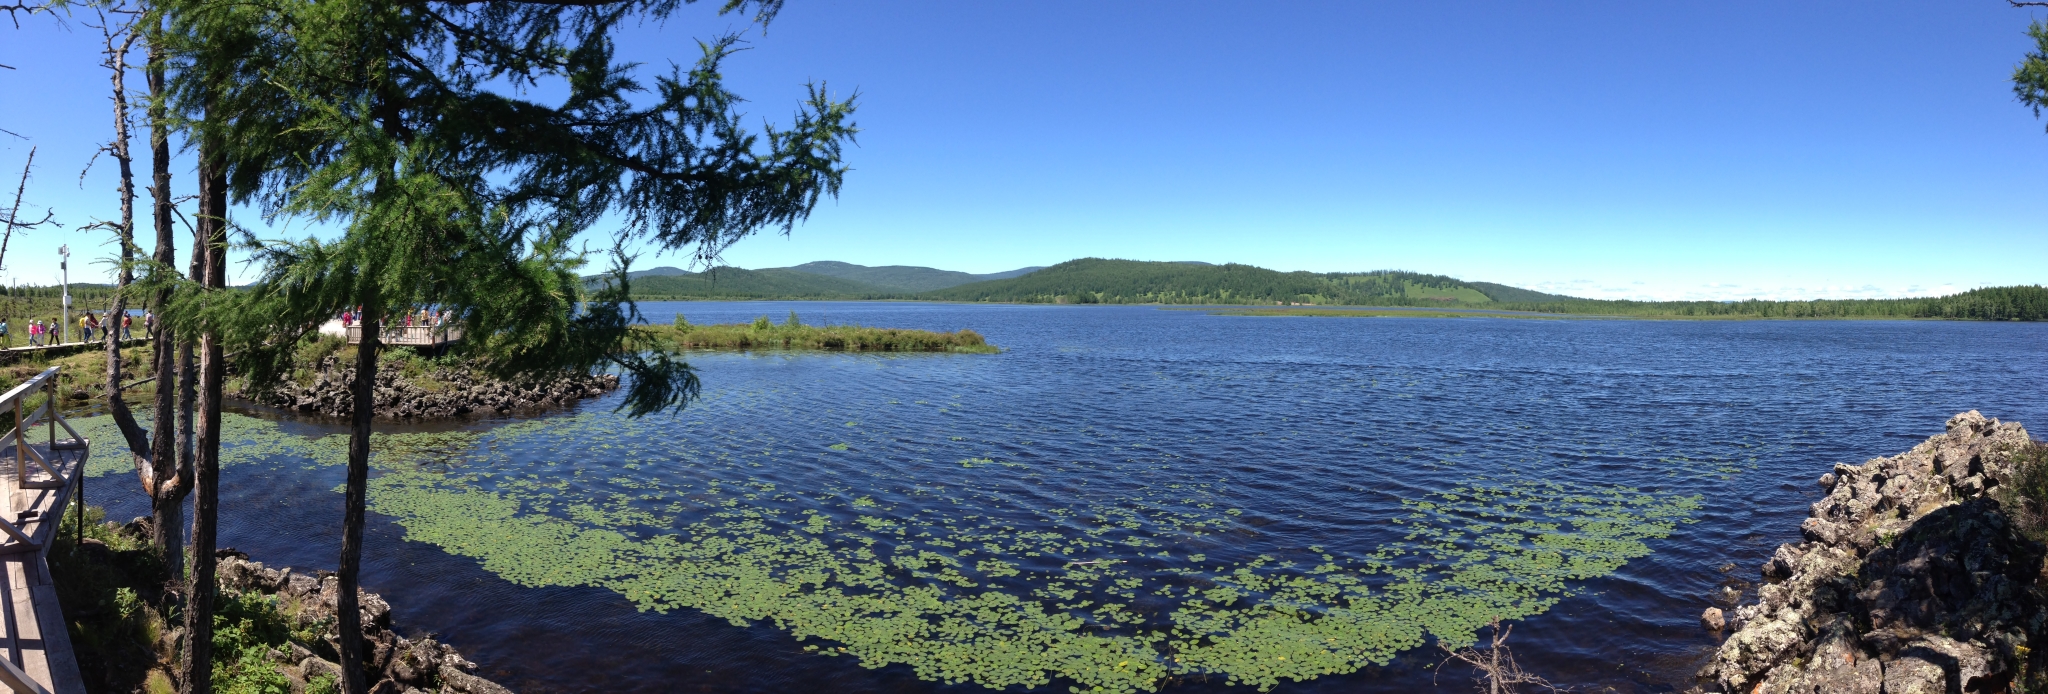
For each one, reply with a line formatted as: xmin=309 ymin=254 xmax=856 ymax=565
xmin=62 ymin=391 xmax=1709 ymax=693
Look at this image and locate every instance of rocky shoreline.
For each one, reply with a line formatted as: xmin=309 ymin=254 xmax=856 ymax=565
xmin=1692 ymin=411 xmax=2047 ymax=693
xmin=210 ymin=549 xmax=514 ymax=694
xmin=241 ymin=358 xmax=618 ymax=420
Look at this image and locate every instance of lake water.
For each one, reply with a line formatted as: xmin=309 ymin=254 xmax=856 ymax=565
xmin=72 ymin=302 xmax=2048 ymax=693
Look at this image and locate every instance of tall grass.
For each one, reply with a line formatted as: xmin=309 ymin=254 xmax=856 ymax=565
xmin=638 ymin=316 xmax=997 ymax=353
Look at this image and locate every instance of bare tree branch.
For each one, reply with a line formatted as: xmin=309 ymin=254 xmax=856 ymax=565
xmin=1434 ymin=619 xmax=1569 ymax=694
xmin=0 ymin=1 xmax=53 ymax=30
xmin=3 ymin=146 xmax=56 ymax=279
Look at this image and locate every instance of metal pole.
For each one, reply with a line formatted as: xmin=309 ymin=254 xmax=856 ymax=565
xmin=58 ymin=245 xmax=69 ymax=345
xmin=75 ymin=450 xmax=82 ymax=548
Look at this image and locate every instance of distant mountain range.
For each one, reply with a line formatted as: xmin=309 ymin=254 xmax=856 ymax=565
xmin=591 ymin=258 xmax=1580 ymax=306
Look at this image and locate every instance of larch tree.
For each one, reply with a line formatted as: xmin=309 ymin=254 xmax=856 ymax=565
xmin=156 ymin=0 xmax=855 ymax=691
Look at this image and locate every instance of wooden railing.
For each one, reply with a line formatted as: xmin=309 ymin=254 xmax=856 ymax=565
xmin=345 ymin=324 xmax=462 ymax=347
xmin=0 ymin=367 xmax=87 ymax=693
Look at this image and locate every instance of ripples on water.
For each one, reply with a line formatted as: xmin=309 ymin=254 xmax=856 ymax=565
xmin=73 ymin=303 xmax=2048 ymax=693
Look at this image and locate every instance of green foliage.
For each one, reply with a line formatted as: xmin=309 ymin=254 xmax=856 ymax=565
xmin=49 ymin=505 xmax=319 ymax=694
xmin=1997 ymin=442 xmax=2048 ymax=544
xmin=210 ymin=592 xmax=296 ymax=694
xmin=1463 ymin=281 xmax=1576 ymax=303
xmin=2017 ymin=21 xmax=2048 ymax=127
xmin=636 ymin=322 xmax=998 ymax=353
xmin=294 ymin=332 xmax=346 ymax=369
xmin=161 ymin=0 xmax=859 ymax=419
xmin=49 ymin=505 xmax=169 ymax=694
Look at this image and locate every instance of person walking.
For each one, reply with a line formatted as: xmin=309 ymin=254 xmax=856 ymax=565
xmin=121 ymin=312 xmax=132 ymax=340
xmin=80 ymin=313 xmax=94 ymax=343
xmin=0 ymin=318 xmax=10 ymax=348
xmin=27 ymin=320 xmax=39 ymax=347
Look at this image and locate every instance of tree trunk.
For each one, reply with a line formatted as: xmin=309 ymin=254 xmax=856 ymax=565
xmin=337 ymin=295 xmax=379 ymax=694
xmin=99 ymin=16 xmax=150 ymax=466
xmin=144 ymin=28 xmax=187 ymax=577
xmin=175 ymin=149 xmax=200 ymax=562
xmin=180 ymin=145 xmax=227 ymax=694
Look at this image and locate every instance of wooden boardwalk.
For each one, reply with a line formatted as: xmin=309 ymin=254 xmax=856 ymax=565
xmin=0 ymin=338 xmax=145 ymax=363
xmin=0 ymin=367 xmax=89 ymax=694
xmin=345 ymin=324 xmax=462 ymax=348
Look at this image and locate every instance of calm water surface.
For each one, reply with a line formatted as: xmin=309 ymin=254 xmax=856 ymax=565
xmin=80 ymin=303 xmax=2048 ymax=693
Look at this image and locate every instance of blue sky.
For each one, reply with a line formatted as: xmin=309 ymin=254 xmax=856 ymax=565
xmin=3 ymin=0 xmax=2046 ymax=300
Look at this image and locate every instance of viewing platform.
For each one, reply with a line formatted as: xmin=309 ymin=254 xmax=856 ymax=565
xmin=321 ymin=321 xmax=463 ymax=348
xmin=346 ymin=325 xmax=462 ymax=347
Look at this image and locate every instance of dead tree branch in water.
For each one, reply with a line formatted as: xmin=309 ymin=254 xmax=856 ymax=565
xmin=1435 ymin=619 xmax=1568 ymax=694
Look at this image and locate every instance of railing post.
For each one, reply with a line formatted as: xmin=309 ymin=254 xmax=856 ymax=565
xmin=13 ymin=389 xmax=20 ymax=488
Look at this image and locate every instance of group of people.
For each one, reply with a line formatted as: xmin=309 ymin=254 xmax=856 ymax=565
xmin=0 ymin=311 xmax=143 ymax=348
xmin=339 ymin=306 xmax=451 ymax=330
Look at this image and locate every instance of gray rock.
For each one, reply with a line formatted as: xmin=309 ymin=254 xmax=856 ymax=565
xmin=1693 ymin=411 xmax=2044 ymax=694
xmin=299 ymin=656 xmax=342 ymax=683
xmin=440 ymin=668 xmax=514 ymax=694
xmin=1701 ymin=606 xmax=1725 ymax=631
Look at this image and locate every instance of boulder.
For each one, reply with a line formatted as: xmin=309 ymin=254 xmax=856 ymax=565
xmin=1692 ymin=411 xmax=2046 ymax=694
xmin=1700 ymin=607 xmax=1725 ymax=632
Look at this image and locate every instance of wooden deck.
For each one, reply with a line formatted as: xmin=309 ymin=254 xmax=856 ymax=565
xmin=0 ymin=368 xmax=89 ymax=694
xmin=345 ymin=325 xmax=462 ymax=347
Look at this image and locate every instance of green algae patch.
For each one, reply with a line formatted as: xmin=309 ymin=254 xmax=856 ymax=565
xmin=68 ymin=411 xmax=1700 ymax=693
xmin=362 ymin=465 xmax=1696 ymax=692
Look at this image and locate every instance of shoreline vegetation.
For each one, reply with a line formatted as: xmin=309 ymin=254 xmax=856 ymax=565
xmin=587 ymin=259 xmax=2048 ymax=322
xmin=52 ymin=505 xmax=511 ymax=694
xmin=1183 ymin=304 xmax=2042 ymax=321
xmin=636 ymin=313 xmax=999 ymax=353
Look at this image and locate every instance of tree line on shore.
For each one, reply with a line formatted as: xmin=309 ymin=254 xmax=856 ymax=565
xmin=4 ymin=0 xmax=856 ymax=692
xmin=602 ymin=257 xmax=2048 ymax=321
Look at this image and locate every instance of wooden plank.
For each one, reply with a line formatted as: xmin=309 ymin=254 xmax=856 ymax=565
xmin=28 ymin=586 xmax=79 ymax=694
xmin=4 ymin=562 xmax=45 ymax=689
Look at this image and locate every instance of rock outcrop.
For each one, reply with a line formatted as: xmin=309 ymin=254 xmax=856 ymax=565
xmin=215 ymin=550 xmax=514 ymax=694
xmin=242 ymin=358 xmax=618 ymax=420
xmin=1693 ymin=411 xmax=2048 ymax=694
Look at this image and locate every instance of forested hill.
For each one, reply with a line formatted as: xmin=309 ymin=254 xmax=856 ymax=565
xmin=607 ymin=267 xmax=901 ymax=299
xmin=1490 ymin=285 xmax=2048 ymax=320
xmin=920 ymin=258 xmax=1570 ymax=306
xmin=771 ymin=261 xmax=1045 ymax=293
xmin=584 ymin=258 xmax=2048 ymax=320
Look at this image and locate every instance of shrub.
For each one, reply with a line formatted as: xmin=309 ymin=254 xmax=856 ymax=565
xmin=1997 ymin=442 xmax=2048 ymax=544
